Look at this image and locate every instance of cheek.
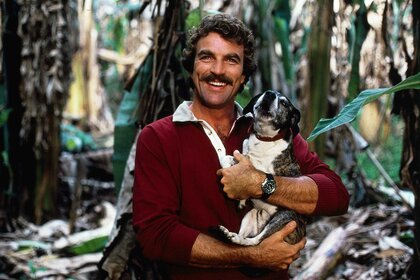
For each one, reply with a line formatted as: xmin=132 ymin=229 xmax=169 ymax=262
xmin=193 ymin=62 xmax=208 ymax=76
xmin=274 ymin=114 xmax=287 ymax=127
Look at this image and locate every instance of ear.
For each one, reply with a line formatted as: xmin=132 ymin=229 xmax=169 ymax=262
xmin=243 ymin=93 xmax=263 ymax=115
xmin=291 ymin=107 xmax=301 ymax=134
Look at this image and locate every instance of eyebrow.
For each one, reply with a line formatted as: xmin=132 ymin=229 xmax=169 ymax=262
xmin=197 ymin=49 xmax=214 ymax=57
xmin=197 ymin=49 xmax=242 ymax=62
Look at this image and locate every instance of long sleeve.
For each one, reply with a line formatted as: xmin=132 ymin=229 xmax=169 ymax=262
xmin=132 ymin=116 xmax=248 ymax=266
xmin=132 ymin=123 xmax=200 ymax=264
xmin=293 ymin=134 xmax=350 ymax=216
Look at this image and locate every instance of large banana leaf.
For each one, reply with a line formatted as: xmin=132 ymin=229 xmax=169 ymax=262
xmin=307 ymin=72 xmax=420 ymax=141
xmin=112 ymin=60 xmax=147 ymax=192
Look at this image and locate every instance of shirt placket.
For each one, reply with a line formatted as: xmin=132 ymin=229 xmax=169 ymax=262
xmin=200 ymin=121 xmax=226 ymax=163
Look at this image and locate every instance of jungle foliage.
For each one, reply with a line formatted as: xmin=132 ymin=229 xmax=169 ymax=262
xmin=0 ymin=0 xmax=419 ymax=276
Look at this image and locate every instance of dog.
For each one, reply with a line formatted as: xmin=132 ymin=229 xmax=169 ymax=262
xmin=219 ymin=90 xmax=306 ymax=246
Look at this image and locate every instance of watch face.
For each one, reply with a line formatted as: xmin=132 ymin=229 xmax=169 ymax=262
xmin=262 ymin=174 xmax=276 ymax=199
xmin=263 ymin=179 xmax=276 ymax=195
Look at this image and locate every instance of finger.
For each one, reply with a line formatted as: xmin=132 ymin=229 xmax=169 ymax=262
xmin=233 ymin=150 xmax=245 ymax=161
xmin=280 ymin=221 xmax=297 ymax=237
xmin=279 ymin=264 xmax=288 ymax=270
xmin=268 ymin=221 xmax=297 ymax=242
xmin=296 ymin=237 xmax=306 ymax=250
xmin=216 ymin=168 xmax=223 ymax=176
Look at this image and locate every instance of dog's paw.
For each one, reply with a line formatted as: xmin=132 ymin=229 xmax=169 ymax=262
xmin=220 ymin=155 xmax=236 ymax=168
xmin=238 ymin=200 xmax=247 ymax=209
xmin=218 ymin=225 xmax=257 ymax=246
xmin=218 ymin=225 xmax=233 ymax=237
xmin=218 ymin=225 xmax=240 ymax=241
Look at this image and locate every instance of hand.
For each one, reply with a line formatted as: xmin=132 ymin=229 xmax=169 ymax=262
xmin=254 ymin=221 xmax=306 ymax=271
xmin=216 ymin=150 xmax=264 ymax=200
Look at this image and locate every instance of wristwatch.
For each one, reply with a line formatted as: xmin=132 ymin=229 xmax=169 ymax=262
xmin=261 ymin=173 xmax=276 ymax=200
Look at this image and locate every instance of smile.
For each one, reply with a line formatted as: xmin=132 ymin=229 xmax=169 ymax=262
xmin=208 ymin=81 xmax=227 ymax=87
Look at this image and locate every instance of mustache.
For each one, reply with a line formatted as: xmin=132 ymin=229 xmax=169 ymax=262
xmin=201 ymin=73 xmax=233 ymax=85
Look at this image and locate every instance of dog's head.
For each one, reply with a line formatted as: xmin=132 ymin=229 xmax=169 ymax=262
xmin=243 ymin=90 xmax=300 ymax=137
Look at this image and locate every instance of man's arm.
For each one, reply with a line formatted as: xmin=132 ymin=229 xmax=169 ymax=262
xmin=217 ymin=134 xmax=349 ymax=216
xmin=189 ymin=221 xmax=305 ymax=271
xmin=217 ymin=151 xmax=318 ymax=215
xmin=133 ymin=124 xmax=308 ymax=268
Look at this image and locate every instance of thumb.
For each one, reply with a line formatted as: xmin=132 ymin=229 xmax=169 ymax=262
xmin=279 ymin=220 xmax=297 ymax=238
xmin=233 ymin=150 xmax=246 ymax=161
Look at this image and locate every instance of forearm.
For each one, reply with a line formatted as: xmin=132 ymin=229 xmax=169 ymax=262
xmin=268 ymin=175 xmax=318 ymax=215
xmin=189 ymin=222 xmax=304 ymax=271
xmin=218 ymin=142 xmax=349 ymax=216
xmin=189 ymin=233 xmax=257 ymax=268
xmin=247 ymin=170 xmax=318 ymax=215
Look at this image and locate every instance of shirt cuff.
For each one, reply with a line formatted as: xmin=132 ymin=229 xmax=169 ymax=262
xmin=306 ymin=173 xmax=342 ymax=216
xmin=162 ymin=225 xmax=201 ymax=264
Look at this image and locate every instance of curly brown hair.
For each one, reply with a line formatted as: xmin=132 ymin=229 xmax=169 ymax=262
xmin=182 ymin=13 xmax=257 ymax=92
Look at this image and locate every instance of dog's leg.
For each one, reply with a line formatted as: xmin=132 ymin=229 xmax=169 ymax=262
xmin=220 ymin=155 xmax=248 ymax=210
xmin=219 ymin=210 xmax=305 ymax=246
xmin=237 ymin=208 xmax=271 ymax=238
xmin=242 ymin=139 xmax=249 ymax=155
xmin=241 ymin=210 xmax=306 ymax=245
xmin=238 ymin=199 xmax=247 ymax=209
xmin=218 ymin=209 xmax=272 ymax=246
xmin=220 ymin=155 xmax=236 ymax=168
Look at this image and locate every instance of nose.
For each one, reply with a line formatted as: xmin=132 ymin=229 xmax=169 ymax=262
xmin=211 ymin=60 xmax=225 ymax=75
xmin=262 ymin=90 xmax=276 ymax=103
xmin=264 ymin=90 xmax=276 ymax=99
xmin=256 ymin=91 xmax=276 ymax=111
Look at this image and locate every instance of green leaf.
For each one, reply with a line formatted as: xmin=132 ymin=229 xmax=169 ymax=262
xmin=67 ymin=236 xmax=109 ymax=255
xmin=0 ymin=107 xmax=12 ymax=127
xmin=307 ymin=72 xmax=420 ymax=141
xmin=1 ymin=151 xmax=10 ymax=168
xmin=185 ymin=8 xmax=220 ymax=31
xmin=112 ymin=55 xmax=148 ymax=192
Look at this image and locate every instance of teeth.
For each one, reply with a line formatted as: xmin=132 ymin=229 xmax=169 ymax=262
xmin=209 ymin=81 xmax=226 ymax=87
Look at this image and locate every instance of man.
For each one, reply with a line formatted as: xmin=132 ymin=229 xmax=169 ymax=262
xmin=132 ymin=13 xmax=349 ymax=279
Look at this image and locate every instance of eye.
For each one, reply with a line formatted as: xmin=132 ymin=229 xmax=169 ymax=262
xmin=280 ymin=99 xmax=289 ymax=107
xmin=199 ymin=55 xmax=212 ymax=61
xmin=226 ymin=56 xmax=240 ymax=64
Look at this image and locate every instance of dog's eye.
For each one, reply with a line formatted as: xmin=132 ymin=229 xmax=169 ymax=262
xmin=280 ymin=99 xmax=289 ymax=107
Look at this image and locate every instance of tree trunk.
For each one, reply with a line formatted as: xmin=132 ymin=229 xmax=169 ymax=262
xmin=392 ymin=0 xmax=420 ymax=277
xmin=301 ymin=0 xmax=333 ymax=157
xmin=1 ymin=0 xmax=37 ymax=224
xmin=17 ymin=0 xmax=78 ymax=223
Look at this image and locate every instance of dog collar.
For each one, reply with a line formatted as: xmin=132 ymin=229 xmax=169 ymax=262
xmin=254 ymin=129 xmax=290 ymax=142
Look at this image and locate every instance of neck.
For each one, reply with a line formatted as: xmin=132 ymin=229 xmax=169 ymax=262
xmin=254 ymin=129 xmax=290 ymax=142
xmin=190 ymin=102 xmax=237 ymax=140
xmin=191 ymin=102 xmax=236 ymax=121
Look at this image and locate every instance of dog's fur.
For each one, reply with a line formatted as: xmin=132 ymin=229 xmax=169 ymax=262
xmin=219 ymin=90 xmax=306 ymax=246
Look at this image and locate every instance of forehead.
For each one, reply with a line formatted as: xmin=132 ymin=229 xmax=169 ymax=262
xmin=196 ymin=32 xmax=244 ymax=57
xmin=272 ymin=91 xmax=288 ymax=101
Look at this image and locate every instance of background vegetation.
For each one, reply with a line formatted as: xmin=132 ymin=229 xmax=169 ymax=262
xmin=0 ymin=0 xmax=419 ymax=278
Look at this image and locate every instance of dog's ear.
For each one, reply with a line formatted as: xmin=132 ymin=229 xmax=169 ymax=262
xmin=291 ymin=107 xmax=301 ymax=134
xmin=243 ymin=93 xmax=263 ymax=115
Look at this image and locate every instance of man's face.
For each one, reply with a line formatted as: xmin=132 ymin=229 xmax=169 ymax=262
xmin=191 ymin=32 xmax=246 ymax=110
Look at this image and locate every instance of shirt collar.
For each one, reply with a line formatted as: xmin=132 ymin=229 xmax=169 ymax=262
xmin=173 ymin=101 xmax=251 ymax=123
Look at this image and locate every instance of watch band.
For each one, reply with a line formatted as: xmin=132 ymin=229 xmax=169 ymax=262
xmin=261 ymin=173 xmax=276 ymax=200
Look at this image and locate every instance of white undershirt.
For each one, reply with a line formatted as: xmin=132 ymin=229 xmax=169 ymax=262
xmin=172 ymin=101 xmax=249 ymax=164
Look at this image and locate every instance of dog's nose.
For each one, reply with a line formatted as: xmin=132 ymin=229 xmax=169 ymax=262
xmin=260 ymin=91 xmax=276 ymax=108
xmin=264 ymin=90 xmax=277 ymax=99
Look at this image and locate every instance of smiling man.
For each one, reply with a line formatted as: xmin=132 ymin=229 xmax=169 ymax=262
xmin=132 ymin=13 xmax=349 ymax=280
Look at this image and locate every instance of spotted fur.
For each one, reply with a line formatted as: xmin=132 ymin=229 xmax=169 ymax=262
xmin=219 ymin=90 xmax=306 ymax=246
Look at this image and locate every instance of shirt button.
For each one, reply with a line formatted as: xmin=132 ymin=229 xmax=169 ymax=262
xmin=217 ymin=148 xmax=222 ymax=152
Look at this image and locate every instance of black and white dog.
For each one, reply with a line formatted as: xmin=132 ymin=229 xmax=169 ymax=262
xmin=219 ymin=90 xmax=306 ymax=246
